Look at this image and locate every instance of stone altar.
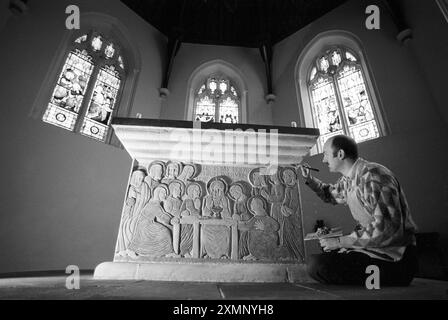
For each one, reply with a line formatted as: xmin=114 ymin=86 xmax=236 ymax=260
xmin=94 ymin=119 xmax=319 ymax=282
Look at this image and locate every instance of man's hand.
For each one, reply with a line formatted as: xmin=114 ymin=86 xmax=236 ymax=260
xmin=319 ymin=237 xmax=341 ymax=252
xmin=296 ymin=163 xmax=312 ymax=180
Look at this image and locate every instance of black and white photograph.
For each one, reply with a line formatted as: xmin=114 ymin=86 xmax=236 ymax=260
xmin=0 ymin=0 xmax=447 ymax=308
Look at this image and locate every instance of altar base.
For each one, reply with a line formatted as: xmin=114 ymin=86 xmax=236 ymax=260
xmin=94 ymin=261 xmax=312 ymax=283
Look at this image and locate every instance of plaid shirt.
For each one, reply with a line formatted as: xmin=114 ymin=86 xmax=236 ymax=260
xmin=306 ymin=158 xmax=418 ymax=261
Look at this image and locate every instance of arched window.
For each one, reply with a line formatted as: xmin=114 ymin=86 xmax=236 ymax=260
xmin=43 ymin=31 xmax=125 ymax=142
xmin=307 ymin=46 xmax=381 ymax=151
xmin=193 ymin=76 xmax=240 ymax=124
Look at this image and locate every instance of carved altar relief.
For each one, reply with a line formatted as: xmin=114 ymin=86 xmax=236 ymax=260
xmin=165 ymin=180 xmax=186 ymax=218
xmin=201 ymin=178 xmax=232 ymax=259
xmin=161 ymin=161 xmax=182 ymax=184
xmin=127 ymin=184 xmax=176 ymax=258
xmin=178 ymin=182 xmax=202 ymax=257
xmin=280 ymin=167 xmax=305 ymax=261
xmin=237 ymin=196 xmax=280 ymax=260
xmin=145 ymin=161 xmax=165 ymax=192
xmin=114 ymin=161 xmax=306 ymax=263
xmin=177 ymin=164 xmax=198 ymax=183
xmin=248 ymin=168 xmax=269 ymax=201
xmin=228 ymin=182 xmax=252 ymax=259
xmin=264 ymin=171 xmax=285 ymax=245
xmin=115 ymin=169 xmax=150 ymax=257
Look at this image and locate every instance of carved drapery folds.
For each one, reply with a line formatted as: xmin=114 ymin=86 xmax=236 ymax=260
xmin=115 ymin=161 xmax=305 ymax=263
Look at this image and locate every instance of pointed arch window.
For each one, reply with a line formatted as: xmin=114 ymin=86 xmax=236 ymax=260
xmin=308 ymin=47 xmax=381 ymax=151
xmin=193 ymin=76 xmax=240 ymax=124
xmin=43 ymin=31 xmax=125 ymax=142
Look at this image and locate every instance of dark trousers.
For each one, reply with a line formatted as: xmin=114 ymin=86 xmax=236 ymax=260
xmin=307 ymin=245 xmax=418 ymax=286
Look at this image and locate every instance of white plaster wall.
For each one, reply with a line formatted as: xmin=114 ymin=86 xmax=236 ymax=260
xmin=0 ymin=0 xmax=166 ymax=273
xmin=160 ymin=43 xmax=273 ymax=125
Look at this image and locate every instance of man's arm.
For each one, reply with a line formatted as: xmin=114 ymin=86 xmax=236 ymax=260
xmin=305 ymin=175 xmax=346 ymax=205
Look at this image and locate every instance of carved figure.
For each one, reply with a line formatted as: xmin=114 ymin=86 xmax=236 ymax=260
xmin=280 ymin=168 xmax=305 ymax=261
xmin=248 ymin=168 xmax=270 ymax=201
xmin=229 ymin=183 xmax=252 ymax=259
xmin=115 ymin=170 xmax=151 ymax=256
xmin=127 ymin=185 xmax=175 ymax=258
xmin=238 ymin=196 xmax=280 ymax=260
xmin=145 ymin=161 xmax=165 ymax=191
xmin=164 ymin=180 xmax=186 ymax=218
xmin=201 ymin=178 xmax=232 ymax=259
xmin=177 ymin=164 xmax=196 ymax=182
xmin=263 ymin=171 xmax=285 ymax=245
xmin=179 ymin=183 xmax=202 ymax=257
xmin=202 ymin=179 xmax=231 ymax=219
xmin=161 ymin=161 xmax=182 ymax=184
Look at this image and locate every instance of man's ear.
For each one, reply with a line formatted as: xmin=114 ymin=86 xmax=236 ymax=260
xmin=338 ymin=149 xmax=346 ymax=160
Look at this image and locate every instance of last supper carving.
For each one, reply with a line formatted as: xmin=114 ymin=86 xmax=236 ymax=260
xmin=115 ymin=161 xmax=306 ymax=263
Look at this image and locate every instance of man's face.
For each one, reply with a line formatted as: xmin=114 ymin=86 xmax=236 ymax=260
xmin=322 ymin=139 xmax=342 ymax=173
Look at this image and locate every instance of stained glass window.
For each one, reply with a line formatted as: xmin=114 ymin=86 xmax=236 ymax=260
xmin=308 ymin=47 xmax=380 ymax=151
xmin=194 ymin=76 xmax=240 ymax=124
xmin=43 ymin=31 xmax=125 ymax=143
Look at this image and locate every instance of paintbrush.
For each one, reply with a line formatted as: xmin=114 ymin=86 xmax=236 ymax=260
xmin=291 ymin=164 xmax=320 ymax=172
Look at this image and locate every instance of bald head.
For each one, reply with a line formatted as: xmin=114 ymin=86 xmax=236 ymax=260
xmin=326 ymin=135 xmax=359 ymax=161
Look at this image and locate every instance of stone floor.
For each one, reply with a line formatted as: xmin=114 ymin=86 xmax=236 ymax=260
xmin=0 ymin=273 xmax=447 ymax=300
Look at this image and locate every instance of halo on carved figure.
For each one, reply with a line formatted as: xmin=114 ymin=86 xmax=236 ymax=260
xmin=206 ymin=177 xmax=228 ymax=195
xmin=186 ymin=182 xmax=202 ymax=198
xmin=168 ymin=179 xmax=186 ymax=198
xmin=280 ymin=167 xmax=298 ymax=186
xmin=177 ymin=163 xmax=198 ymax=181
xmin=147 ymin=161 xmax=166 ymax=181
xmin=228 ymin=182 xmax=247 ymax=201
xmin=152 ymin=183 xmax=169 ymax=201
xmin=248 ymin=167 xmax=268 ymax=187
xmin=163 ymin=161 xmax=183 ymax=179
xmin=247 ymin=196 xmax=268 ymax=216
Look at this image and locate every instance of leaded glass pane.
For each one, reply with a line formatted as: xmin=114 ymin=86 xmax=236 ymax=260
xmin=209 ymin=80 xmax=217 ymax=93
xmin=230 ymin=86 xmax=238 ymax=97
xmin=219 ymin=97 xmax=239 ymax=124
xmin=92 ymin=36 xmax=103 ymax=51
xmin=330 ymin=50 xmax=342 ymax=66
xmin=337 ymin=64 xmax=379 ymax=142
xmin=310 ymin=67 xmax=317 ymax=81
xmin=346 ymin=51 xmax=357 ymax=62
xmin=310 ymin=77 xmax=342 ymax=136
xmin=43 ymin=50 xmax=94 ymax=130
xmin=198 ymin=84 xmax=206 ymax=95
xmin=219 ymin=81 xmax=228 ymax=94
xmin=118 ymin=56 xmax=124 ymax=69
xmin=75 ymin=35 xmax=87 ymax=44
xmin=104 ymin=43 xmax=115 ymax=59
xmin=349 ymin=120 xmax=379 ymax=142
xmin=318 ymin=56 xmax=330 ymax=72
xmin=82 ymin=66 xmax=121 ymax=141
xmin=194 ymin=96 xmax=215 ymax=122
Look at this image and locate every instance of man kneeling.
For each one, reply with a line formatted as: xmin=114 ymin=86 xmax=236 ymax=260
xmin=299 ymin=135 xmax=418 ymax=286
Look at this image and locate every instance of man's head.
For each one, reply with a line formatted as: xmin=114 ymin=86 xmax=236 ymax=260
xmin=322 ymin=135 xmax=358 ymax=173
